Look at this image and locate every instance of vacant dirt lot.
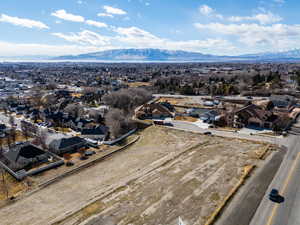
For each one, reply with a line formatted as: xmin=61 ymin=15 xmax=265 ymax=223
xmin=0 ymin=126 xmax=269 ymax=225
xmin=58 ymin=127 xmax=267 ymax=225
xmin=158 ymin=97 xmax=206 ymax=108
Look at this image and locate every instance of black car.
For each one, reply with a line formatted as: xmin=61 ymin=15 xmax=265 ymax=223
xmin=269 ymin=189 xmax=284 ymax=203
xmin=204 ymin=131 xmax=212 ymax=135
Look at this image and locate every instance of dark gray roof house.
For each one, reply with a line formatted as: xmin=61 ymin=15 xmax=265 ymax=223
xmin=81 ymin=125 xmax=108 ymax=141
xmin=0 ymin=123 xmax=6 ymax=131
xmin=270 ymin=95 xmax=295 ymax=109
xmin=49 ymin=136 xmax=87 ymax=155
xmin=0 ymin=143 xmax=64 ymax=180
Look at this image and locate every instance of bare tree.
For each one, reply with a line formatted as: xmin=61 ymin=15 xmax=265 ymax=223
xmin=105 ymin=108 xmax=135 ymax=139
xmin=10 ymin=128 xmax=17 ymax=146
xmin=39 ymin=130 xmax=48 ymax=150
xmin=3 ymin=107 xmax=8 ymax=116
xmin=64 ymin=103 xmax=84 ymax=118
xmin=8 ymin=115 xmax=15 ymax=128
xmin=21 ymin=122 xmax=30 ymax=141
xmin=103 ymin=88 xmax=152 ymax=113
xmin=36 ymin=129 xmax=48 ymax=149
xmin=6 ymin=135 xmax=12 ymax=150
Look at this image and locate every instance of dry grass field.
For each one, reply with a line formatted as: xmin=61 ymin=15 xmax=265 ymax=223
xmin=55 ymin=126 xmax=269 ymax=225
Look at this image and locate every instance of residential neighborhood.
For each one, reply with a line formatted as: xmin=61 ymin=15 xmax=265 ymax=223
xmin=0 ymin=61 xmax=300 ymax=225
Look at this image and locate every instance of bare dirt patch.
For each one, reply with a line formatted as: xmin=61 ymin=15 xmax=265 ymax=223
xmin=56 ymin=127 xmax=268 ymax=225
xmin=126 ymin=82 xmax=152 ymax=88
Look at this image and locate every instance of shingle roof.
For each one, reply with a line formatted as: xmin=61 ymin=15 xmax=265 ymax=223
xmin=81 ymin=126 xmax=108 ymax=135
xmin=50 ymin=136 xmax=86 ymax=151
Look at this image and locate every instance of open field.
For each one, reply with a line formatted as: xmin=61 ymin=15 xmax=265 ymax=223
xmin=158 ymin=96 xmax=209 ymax=108
xmin=0 ymin=126 xmax=272 ymax=225
xmin=53 ymin=126 xmax=269 ymax=225
xmin=126 ymin=82 xmax=152 ymax=88
xmin=158 ymin=97 xmax=191 ymax=106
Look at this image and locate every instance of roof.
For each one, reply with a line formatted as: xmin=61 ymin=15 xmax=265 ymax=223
xmin=236 ymin=104 xmax=272 ymax=121
xmin=3 ymin=143 xmax=48 ymax=167
xmin=81 ymin=126 xmax=108 ymax=135
xmin=139 ymin=103 xmax=173 ymax=116
xmin=270 ymin=95 xmax=294 ymax=108
xmin=0 ymin=124 xmax=6 ymax=130
xmin=49 ymin=136 xmax=86 ymax=151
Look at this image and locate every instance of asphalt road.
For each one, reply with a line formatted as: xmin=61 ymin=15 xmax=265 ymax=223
xmin=249 ymin=134 xmax=300 ymax=225
xmin=216 ymin=147 xmax=286 ymax=225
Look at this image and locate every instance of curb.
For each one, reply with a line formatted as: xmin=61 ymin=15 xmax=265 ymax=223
xmin=200 ymin=165 xmax=256 ymax=225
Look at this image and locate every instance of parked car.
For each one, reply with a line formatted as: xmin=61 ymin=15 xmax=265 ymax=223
xmin=204 ymin=131 xmax=212 ymax=135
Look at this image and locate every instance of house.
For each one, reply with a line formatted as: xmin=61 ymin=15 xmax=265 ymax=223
xmin=203 ymin=101 xmax=214 ymax=107
xmin=0 ymin=142 xmax=64 ymax=180
xmin=233 ymin=104 xmax=279 ymax=129
xmin=135 ymin=103 xmax=173 ymax=119
xmin=81 ymin=125 xmax=108 ymax=141
xmin=270 ymin=95 xmax=295 ymax=111
xmin=0 ymin=123 xmax=7 ymax=132
xmin=0 ymin=123 xmax=7 ymax=137
xmin=186 ymin=108 xmax=210 ymax=118
xmin=200 ymin=110 xmax=221 ymax=123
xmin=49 ymin=136 xmax=87 ymax=155
xmin=3 ymin=143 xmax=51 ymax=171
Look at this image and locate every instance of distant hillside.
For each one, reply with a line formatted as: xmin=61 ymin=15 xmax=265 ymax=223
xmin=240 ymin=49 xmax=300 ymax=60
xmin=4 ymin=48 xmax=300 ymax=62
xmin=53 ymin=48 xmax=228 ymax=61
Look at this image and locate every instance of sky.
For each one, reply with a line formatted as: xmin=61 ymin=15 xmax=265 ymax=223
xmin=0 ymin=0 xmax=300 ymax=57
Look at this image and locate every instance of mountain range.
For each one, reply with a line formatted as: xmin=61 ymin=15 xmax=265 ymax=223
xmin=2 ymin=48 xmax=300 ymax=62
xmin=53 ymin=48 xmax=300 ymax=62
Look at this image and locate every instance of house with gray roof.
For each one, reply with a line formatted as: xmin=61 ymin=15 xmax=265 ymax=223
xmin=48 ymin=136 xmax=87 ymax=155
xmin=0 ymin=142 xmax=64 ymax=180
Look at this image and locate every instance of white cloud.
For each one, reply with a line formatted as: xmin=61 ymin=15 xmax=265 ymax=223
xmin=51 ymin=9 xmax=85 ymax=22
xmin=199 ymin=5 xmax=214 ymax=16
xmin=103 ymin=5 xmax=127 ymax=15
xmin=51 ymin=26 xmax=235 ymax=55
xmin=85 ymin=20 xmax=107 ymax=28
xmin=97 ymin=13 xmax=114 ymax=18
xmin=0 ymin=41 xmax=113 ymax=57
xmin=194 ymin=23 xmax=300 ymax=50
xmin=0 ymin=14 xmax=49 ymax=29
xmin=228 ymin=12 xmax=282 ymax=25
xmin=199 ymin=5 xmax=223 ymax=19
xmin=112 ymin=26 xmax=235 ymax=54
xmin=274 ymin=0 xmax=285 ymax=4
xmin=52 ymin=30 xmax=109 ymax=46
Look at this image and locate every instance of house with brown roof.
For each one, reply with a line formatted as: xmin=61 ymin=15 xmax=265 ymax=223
xmin=136 ymin=103 xmax=173 ymax=120
xmin=233 ymin=104 xmax=280 ymax=129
